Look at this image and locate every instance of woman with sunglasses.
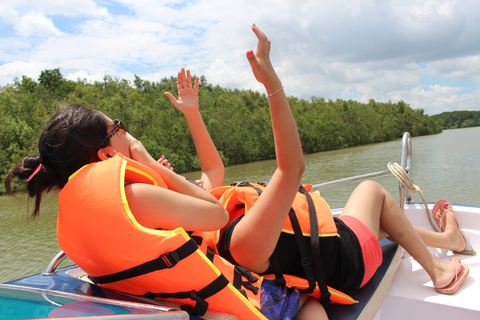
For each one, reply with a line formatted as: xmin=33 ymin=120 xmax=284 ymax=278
xmin=5 ymin=25 xmax=469 ymax=320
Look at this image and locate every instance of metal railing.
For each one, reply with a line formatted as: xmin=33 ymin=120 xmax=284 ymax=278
xmin=43 ymin=250 xmax=67 ymax=276
xmin=310 ymin=132 xmax=412 ymax=209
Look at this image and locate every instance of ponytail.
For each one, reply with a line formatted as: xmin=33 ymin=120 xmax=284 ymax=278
xmin=5 ymin=156 xmax=58 ymax=219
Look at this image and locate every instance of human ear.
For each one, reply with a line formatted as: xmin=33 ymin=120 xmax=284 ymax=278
xmin=97 ymin=147 xmax=116 ymax=160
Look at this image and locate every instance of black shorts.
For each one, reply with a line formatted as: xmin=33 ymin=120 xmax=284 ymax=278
xmin=218 ymin=217 xmax=364 ymax=295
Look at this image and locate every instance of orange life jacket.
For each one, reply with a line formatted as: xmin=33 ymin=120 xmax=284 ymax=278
xmin=208 ymin=182 xmax=358 ymax=306
xmin=57 ymin=154 xmax=267 ymax=319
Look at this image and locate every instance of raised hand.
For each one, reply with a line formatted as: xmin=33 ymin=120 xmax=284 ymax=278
xmin=246 ymin=24 xmax=282 ymax=95
xmin=164 ymin=68 xmax=199 ymax=115
xmin=164 ymin=67 xmax=225 ymax=190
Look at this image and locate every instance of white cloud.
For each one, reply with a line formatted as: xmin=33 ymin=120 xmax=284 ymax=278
xmin=429 ymin=56 xmax=480 ymax=82
xmin=0 ymin=60 xmax=49 ymax=83
xmin=15 ymin=10 xmax=63 ymax=37
xmin=407 ymin=85 xmax=480 ymax=114
xmin=3 ymin=0 xmax=108 ymax=17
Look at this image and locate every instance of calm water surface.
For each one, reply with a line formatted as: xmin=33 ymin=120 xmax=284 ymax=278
xmin=1 ymin=127 xmax=479 ymax=283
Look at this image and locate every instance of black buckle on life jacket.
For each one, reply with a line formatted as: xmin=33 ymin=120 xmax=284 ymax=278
xmin=257 ymin=180 xmax=269 ymax=186
xmin=233 ymin=266 xmax=260 ymax=297
xmin=160 ymin=251 xmax=180 ymax=268
xmin=242 ymin=282 xmax=259 ymax=295
xmin=236 ymin=266 xmax=259 ymax=283
xmin=301 ymin=256 xmax=313 ymax=267
xmin=188 ymin=290 xmax=207 ymax=313
xmin=230 ymin=181 xmax=250 ymax=187
xmin=178 ymin=290 xmax=208 ymax=316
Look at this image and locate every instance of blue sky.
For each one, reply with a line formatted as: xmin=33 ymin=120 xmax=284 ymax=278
xmin=1 ymin=0 xmax=480 ymax=115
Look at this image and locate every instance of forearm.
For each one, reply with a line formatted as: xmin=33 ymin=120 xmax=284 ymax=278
xmin=147 ymin=158 xmax=221 ymax=205
xmin=267 ymin=85 xmax=305 ymax=180
xmin=184 ymin=110 xmax=225 ymax=190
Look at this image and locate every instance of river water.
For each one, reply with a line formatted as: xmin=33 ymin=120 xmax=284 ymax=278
xmin=1 ymin=127 xmax=479 ymax=283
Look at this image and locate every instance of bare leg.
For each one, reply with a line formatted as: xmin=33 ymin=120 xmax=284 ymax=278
xmin=414 ymin=223 xmax=466 ymax=253
xmin=340 ymin=180 xmax=464 ymax=290
xmin=295 ymin=295 xmax=327 ymax=320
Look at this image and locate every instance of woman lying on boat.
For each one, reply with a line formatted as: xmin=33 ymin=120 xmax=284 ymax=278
xmin=5 ymin=25 xmax=469 ymax=320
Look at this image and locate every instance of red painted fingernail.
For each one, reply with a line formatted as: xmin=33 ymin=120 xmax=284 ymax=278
xmin=252 ymin=23 xmax=256 ymax=28
xmin=247 ymin=50 xmax=254 ymax=56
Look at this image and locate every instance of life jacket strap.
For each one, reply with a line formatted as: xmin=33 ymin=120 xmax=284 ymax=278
xmin=207 ymin=246 xmax=260 ymax=298
xmin=231 ymin=181 xmax=264 ymax=195
xmin=299 ymin=185 xmax=331 ymax=307
xmin=88 ymin=238 xmax=198 ymax=285
xmin=144 ymin=274 xmax=230 ymax=316
xmin=206 ymin=245 xmax=216 ymax=262
xmin=233 ymin=265 xmax=260 ymax=296
xmin=287 ymin=207 xmax=317 ymax=293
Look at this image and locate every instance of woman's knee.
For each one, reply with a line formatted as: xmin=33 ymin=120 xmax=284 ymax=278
xmin=356 ymin=180 xmax=387 ymax=197
xmin=358 ymin=179 xmax=382 ymax=189
xmin=345 ymin=180 xmax=388 ymax=214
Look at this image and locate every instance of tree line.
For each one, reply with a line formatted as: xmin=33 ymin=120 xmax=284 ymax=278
xmin=1 ymin=68 xmax=442 ymax=194
xmin=431 ymin=110 xmax=480 ymax=129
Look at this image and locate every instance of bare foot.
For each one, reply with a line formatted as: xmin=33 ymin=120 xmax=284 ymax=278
xmin=436 ymin=203 xmax=466 ymax=252
xmin=434 ymin=258 xmax=469 ymax=294
xmin=433 ymin=259 xmax=457 ymax=289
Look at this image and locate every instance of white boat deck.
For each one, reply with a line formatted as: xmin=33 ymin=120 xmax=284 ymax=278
xmin=375 ymin=203 xmax=480 ymax=320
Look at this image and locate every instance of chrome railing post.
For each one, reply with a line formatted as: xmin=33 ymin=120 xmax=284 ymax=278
xmin=399 ymin=132 xmax=412 ymax=209
xmin=42 ymin=250 xmax=67 ymax=276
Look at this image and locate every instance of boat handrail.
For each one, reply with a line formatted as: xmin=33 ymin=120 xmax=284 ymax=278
xmin=399 ymin=132 xmax=413 ymax=209
xmin=43 ymin=132 xmax=413 ymax=275
xmin=42 ymin=250 xmax=67 ymax=276
xmin=310 ymin=169 xmax=393 ymax=191
xmin=310 ymin=132 xmax=412 ymax=209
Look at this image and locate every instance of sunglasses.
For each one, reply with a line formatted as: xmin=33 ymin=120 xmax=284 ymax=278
xmin=102 ymin=119 xmax=126 ymax=145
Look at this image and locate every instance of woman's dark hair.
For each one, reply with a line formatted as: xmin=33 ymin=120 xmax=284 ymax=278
xmin=5 ymin=103 xmax=109 ymax=219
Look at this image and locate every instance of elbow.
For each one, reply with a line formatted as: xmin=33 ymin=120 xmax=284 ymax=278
xmin=298 ymin=161 xmax=306 ymax=177
xmin=220 ymin=206 xmax=229 ymax=227
xmin=290 ymin=162 xmax=305 ymax=183
xmin=295 ymin=154 xmax=306 ymax=178
xmin=295 ymin=164 xmax=306 ymax=185
xmin=213 ymin=203 xmax=229 ymax=230
xmin=279 ymin=160 xmax=305 ymax=182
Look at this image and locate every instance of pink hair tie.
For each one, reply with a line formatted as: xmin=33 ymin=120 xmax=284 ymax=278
xmin=27 ymin=164 xmax=42 ymax=182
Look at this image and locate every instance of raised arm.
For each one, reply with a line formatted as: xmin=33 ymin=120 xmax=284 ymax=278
xmin=227 ymin=25 xmax=306 ymax=272
xmin=246 ymin=25 xmax=305 ymax=182
xmin=165 ymin=69 xmax=224 ymax=191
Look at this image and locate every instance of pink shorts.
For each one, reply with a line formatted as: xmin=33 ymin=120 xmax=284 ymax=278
xmin=340 ymin=215 xmax=382 ymax=288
